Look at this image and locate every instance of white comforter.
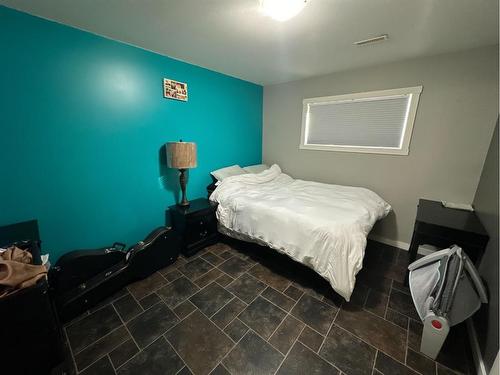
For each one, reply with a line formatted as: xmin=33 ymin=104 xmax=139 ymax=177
xmin=210 ymin=165 xmax=391 ymax=300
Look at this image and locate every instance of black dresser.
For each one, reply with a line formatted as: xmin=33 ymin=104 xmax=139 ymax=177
xmin=169 ymin=198 xmax=219 ymax=256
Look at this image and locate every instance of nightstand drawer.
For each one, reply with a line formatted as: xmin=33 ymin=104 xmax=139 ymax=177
xmin=185 ymin=213 xmax=217 ymax=245
xmin=168 ymin=198 xmax=219 ymax=257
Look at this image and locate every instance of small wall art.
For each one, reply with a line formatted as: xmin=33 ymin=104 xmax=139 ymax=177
xmin=163 ymin=78 xmax=188 ymax=101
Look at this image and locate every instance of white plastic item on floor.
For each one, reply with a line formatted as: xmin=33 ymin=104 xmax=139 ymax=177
xmin=408 ymin=246 xmax=488 ymax=359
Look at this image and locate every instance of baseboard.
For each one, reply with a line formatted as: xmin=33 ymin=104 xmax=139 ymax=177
xmin=368 ymin=234 xmax=435 ymax=256
xmin=467 ymin=319 xmax=488 ymax=375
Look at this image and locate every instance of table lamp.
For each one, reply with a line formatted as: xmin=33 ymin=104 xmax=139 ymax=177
xmin=166 ymin=140 xmax=197 ymax=207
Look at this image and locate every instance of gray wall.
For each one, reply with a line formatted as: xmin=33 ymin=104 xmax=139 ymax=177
xmin=263 ymin=46 xmax=498 ymax=245
xmin=473 ymin=120 xmax=498 ymax=373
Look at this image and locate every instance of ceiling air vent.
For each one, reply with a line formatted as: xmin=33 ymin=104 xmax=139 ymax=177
xmin=354 ymin=34 xmax=388 ymax=46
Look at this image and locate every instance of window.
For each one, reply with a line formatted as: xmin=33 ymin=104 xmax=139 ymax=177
xmin=300 ymin=86 xmax=422 ymax=155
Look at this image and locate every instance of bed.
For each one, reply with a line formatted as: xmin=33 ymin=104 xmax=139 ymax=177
xmin=209 ymin=164 xmax=391 ymax=301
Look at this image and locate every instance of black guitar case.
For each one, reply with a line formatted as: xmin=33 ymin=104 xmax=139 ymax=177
xmin=50 ymin=242 xmax=127 ymax=295
xmin=53 ymin=226 xmax=180 ymax=322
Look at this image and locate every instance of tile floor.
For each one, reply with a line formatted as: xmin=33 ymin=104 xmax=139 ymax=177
xmin=62 ymin=239 xmax=474 ymax=375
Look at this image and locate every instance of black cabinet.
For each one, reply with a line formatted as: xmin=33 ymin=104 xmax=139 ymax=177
xmin=169 ymin=198 xmax=219 ymax=256
xmin=0 ymin=220 xmax=66 ymax=374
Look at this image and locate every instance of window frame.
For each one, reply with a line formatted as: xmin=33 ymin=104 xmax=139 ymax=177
xmin=299 ymin=86 xmax=423 ymax=155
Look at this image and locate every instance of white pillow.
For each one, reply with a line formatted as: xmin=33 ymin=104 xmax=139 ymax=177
xmin=243 ymin=164 xmax=269 ymax=174
xmin=211 ymin=165 xmax=247 ymax=181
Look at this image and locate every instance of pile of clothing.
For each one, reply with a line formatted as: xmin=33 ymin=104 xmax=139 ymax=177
xmin=0 ymin=246 xmax=47 ymax=298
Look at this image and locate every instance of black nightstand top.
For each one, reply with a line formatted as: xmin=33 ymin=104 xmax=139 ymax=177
xmin=169 ymin=198 xmax=217 ymax=216
xmin=416 ymin=199 xmax=488 ymax=236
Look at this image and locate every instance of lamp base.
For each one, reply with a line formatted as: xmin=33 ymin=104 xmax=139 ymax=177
xmin=178 ymin=168 xmax=190 ymax=207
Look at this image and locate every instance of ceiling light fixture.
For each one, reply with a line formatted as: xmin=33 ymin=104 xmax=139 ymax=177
xmin=260 ymin=0 xmax=307 ymax=22
xmin=354 ymin=34 xmax=389 ymax=46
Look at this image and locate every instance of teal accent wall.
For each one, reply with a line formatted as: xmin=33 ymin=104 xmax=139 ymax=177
xmin=0 ymin=6 xmax=262 ymax=260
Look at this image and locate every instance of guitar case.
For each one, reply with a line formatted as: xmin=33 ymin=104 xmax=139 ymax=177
xmin=52 ymin=226 xmax=180 ymax=322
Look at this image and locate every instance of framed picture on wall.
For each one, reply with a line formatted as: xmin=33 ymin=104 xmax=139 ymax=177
xmin=163 ymin=78 xmax=188 ymax=101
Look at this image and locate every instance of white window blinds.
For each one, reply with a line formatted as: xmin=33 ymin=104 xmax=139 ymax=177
xmin=300 ymin=86 xmax=422 ymax=155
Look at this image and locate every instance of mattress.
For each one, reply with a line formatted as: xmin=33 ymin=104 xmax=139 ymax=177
xmin=210 ymin=164 xmax=391 ymax=300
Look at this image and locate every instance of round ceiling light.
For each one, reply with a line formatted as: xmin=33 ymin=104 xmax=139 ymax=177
xmin=259 ymin=0 xmax=307 ymax=22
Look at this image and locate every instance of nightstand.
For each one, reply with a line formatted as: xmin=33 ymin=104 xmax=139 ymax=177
xmin=169 ymin=198 xmax=219 ymax=257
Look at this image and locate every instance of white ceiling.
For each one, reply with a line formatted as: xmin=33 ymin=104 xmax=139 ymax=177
xmin=1 ymin=0 xmax=498 ymax=85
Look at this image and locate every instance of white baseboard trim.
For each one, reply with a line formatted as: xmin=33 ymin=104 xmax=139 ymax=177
xmin=368 ymin=234 xmax=435 ymax=256
xmin=467 ymin=319 xmax=488 ymax=375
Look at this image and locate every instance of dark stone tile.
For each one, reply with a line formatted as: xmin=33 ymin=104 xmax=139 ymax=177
xmin=211 ymin=297 xmax=247 ymax=329
xmin=173 ymin=300 xmax=197 ymax=320
xmin=109 ymin=338 xmax=139 ymax=369
xmin=79 ymin=356 xmax=115 ymax=375
xmin=158 ymin=263 xmax=177 ymax=276
xmin=335 ymin=304 xmax=407 ymax=362
xmin=319 ymin=325 xmax=376 ymax=375
xmin=364 ymin=289 xmax=389 ymax=318
xmin=238 ymin=296 xmax=287 ymax=339
xmin=194 ymin=268 xmax=223 ymax=288
xmin=113 ymin=294 xmax=143 ymax=322
xmin=407 ymin=347 xmax=436 ymax=375
xmin=117 ymin=337 xmax=184 ymax=375
xmin=248 ymin=263 xmax=291 ymax=291
xmin=269 ymin=315 xmax=304 ymax=354
xmin=223 ymin=331 xmax=284 ymax=375
xmin=205 ymin=243 xmax=232 ymax=255
xmin=157 ymin=277 xmax=199 ymax=308
xmin=367 ymin=258 xmax=407 ymax=283
xmin=219 ymin=250 xmax=235 ymax=260
xmin=67 ymin=305 xmax=123 ymax=354
xmin=375 ymin=351 xmax=419 ymax=375
xmin=210 ymin=364 xmax=231 ymax=375
xmin=380 ymin=243 xmax=401 ymax=264
xmin=357 ymin=271 xmax=393 ymax=295
xmin=189 ymin=282 xmax=234 ymax=316
xmin=298 ymin=326 xmax=324 ymax=352
xmin=127 ymin=302 xmax=178 ymax=348
xmin=64 ymin=310 xmax=90 ymax=329
xmin=348 ymin=283 xmax=370 ymax=306
xmin=178 ymin=257 xmax=214 ymax=280
xmin=224 ymin=318 xmax=249 ymax=342
xmin=284 ymin=285 xmax=304 ymax=301
xmin=291 ymin=294 xmax=336 ymax=335
xmin=226 ymin=273 xmax=266 ymax=303
xmin=88 ymin=289 xmax=131 ymax=315
xmin=321 ymin=289 xmax=345 ymax=309
xmin=138 ymin=293 xmax=161 ymax=310
xmin=127 ymin=272 xmax=167 ymax=300
xmin=218 ymin=256 xmax=251 ymax=278
xmin=396 ymin=250 xmax=410 ymax=267
xmin=392 ymin=280 xmax=411 ymax=295
xmin=437 ymin=364 xmax=461 ymax=375
xmin=262 ymin=286 xmax=296 ymax=311
xmin=277 ymin=342 xmax=340 ymax=375
xmin=386 ymin=308 xmax=409 ymax=329
xmin=164 ymin=268 xmax=183 ymax=282
xmin=215 ymin=273 xmax=234 ymax=287
xmin=408 ymin=319 xmax=423 ymax=351
xmin=389 ymin=289 xmax=419 ymax=320
xmin=178 ymin=366 xmax=194 ymax=375
xmin=201 ymin=252 xmax=226 ymax=266
xmin=165 ymin=310 xmax=233 ymax=375
xmin=75 ymin=326 xmax=130 ymax=371
xmin=292 ymin=274 xmax=331 ymax=301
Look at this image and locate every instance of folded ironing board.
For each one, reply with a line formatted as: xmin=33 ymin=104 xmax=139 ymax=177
xmin=408 ymin=245 xmax=488 ymax=358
